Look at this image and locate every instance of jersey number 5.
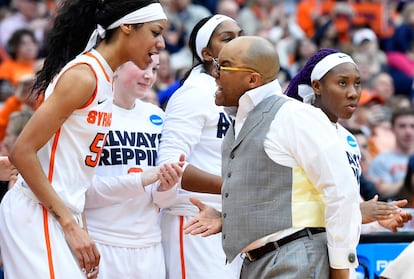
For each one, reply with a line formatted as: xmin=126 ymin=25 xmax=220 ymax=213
xmin=85 ymin=133 xmax=106 ymax=167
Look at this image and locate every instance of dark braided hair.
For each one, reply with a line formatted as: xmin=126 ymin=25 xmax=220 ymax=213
xmin=32 ymin=0 xmax=159 ymax=96
xmin=284 ymin=48 xmax=339 ymax=101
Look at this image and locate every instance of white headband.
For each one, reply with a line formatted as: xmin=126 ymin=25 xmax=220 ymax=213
xmin=298 ymin=52 xmax=357 ymax=104
xmin=84 ymin=3 xmax=167 ymax=52
xmin=311 ymin=52 xmax=356 ymax=81
xmin=195 ymin=14 xmax=235 ymax=61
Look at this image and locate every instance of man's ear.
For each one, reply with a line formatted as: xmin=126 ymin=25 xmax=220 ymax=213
xmin=248 ymin=72 xmax=262 ymax=89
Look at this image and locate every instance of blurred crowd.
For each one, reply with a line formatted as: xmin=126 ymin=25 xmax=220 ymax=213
xmin=0 ymin=0 xmax=414 ymax=209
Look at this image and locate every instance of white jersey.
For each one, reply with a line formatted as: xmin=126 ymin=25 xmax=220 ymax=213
xmin=157 ymin=65 xmax=232 ymax=214
xmin=157 ymin=65 xmax=238 ymax=279
xmin=22 ymin=49 xmax=113 ymax=213
xmin=336 ymin=123 xmax=362 ymax=184
xmin=0 ymin=49 xmax=113 ymax=279
xmin=85 ymin=99 xmax=168 ymax=247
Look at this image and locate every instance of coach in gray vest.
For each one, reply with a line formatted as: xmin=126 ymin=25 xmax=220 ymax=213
xmin=184 ymin=36 xmax=361 ymax=279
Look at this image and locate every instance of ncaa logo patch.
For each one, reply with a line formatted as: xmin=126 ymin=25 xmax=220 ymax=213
xmin=150 ymin=115 xmax=163 ymax=126
xmin=347 ymin=135 xmax=357 ymax=147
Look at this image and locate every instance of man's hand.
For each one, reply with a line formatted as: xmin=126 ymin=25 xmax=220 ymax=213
xmin=183 ymin=197 xmax=222 ymax=237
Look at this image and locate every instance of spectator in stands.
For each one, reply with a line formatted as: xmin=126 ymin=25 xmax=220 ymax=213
xmin=1 ymin=109 xmax=33 ymax=159
xmin=0 ymin=28 xmax=41 ymax=100
xmin=0 ymin=0 xmax=49 ymax=51
xmin=0 ymin=74 xmax=39 ymax=143
xmin=295 ymin=0 xmax=334 ymax=38
xmin=313 ymin=18 xmax=339 ymax=50
xmin=352 ymin=27 xmax=387 ymax=75
xmin=368 ymin=107 xmax=414 ymax=201
xmin=288 ymin=37 xmax=317 ymax=77
xmin=153 ymin=49 xmax=175 ymax=94
xmin=396 ymin=154 xmax=414 ymax=208
xmin=163 ymin=0 xmax=211 ymax=54
xmin=216 ymin=0 xmax=239 ymax=20
xmin=386 ymin=2 xmax=414 ymax=98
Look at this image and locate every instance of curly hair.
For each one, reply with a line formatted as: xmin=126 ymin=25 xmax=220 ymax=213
xmin=32 ymin=0 xmax=159 ymax=96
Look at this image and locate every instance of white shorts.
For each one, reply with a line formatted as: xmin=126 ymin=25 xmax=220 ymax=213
xmin=96 ymin=242 xmax=165 ymax=279
xmin=380 ymin=241 xmax=414 ymax=279
xmin=0 ymin=186 xmax=85 ymax=278
xmin=160 ymin=212 xmax=241 ymax=279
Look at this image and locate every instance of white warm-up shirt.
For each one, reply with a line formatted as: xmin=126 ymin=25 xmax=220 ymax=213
xmin=85 ymin=99 xmax=174 ymax=248
xmin=157 ymin=65 xmax=232 ymax=215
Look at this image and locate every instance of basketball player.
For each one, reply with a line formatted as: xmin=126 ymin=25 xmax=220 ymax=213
xmin=0 ymin=1 xmax=168 ymax=278
xmin=85 ymin=56 xmax=185 ymax=278
xmin=157 ymin=15 xmax=243 ymax=278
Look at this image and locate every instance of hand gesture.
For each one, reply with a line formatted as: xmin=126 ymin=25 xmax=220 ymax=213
xmin=378 ymin=199 xmax=413 ymax=232
xmin=378 ymin=209 xmax=413 ymax=232
xmin=183 ymin=197 xmax=222 ymax=237
xmin=140 ymin=154 xmax=185 ymax=190
xmin=157 ymin=154 xmax=185 ymax=191
xmin=360 ymin=195 xmax=400 ymax=224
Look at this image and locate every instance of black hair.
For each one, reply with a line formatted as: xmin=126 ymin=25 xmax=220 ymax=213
xmin=284 ymin=48 xmax=339 ymax=101
xmin=6 ymin=28 xmax=37 ymax=60
xmin=181 ymin=15 xmax=214 ymax=84
xmin=32 ymin=0 xmax=159 ymax=96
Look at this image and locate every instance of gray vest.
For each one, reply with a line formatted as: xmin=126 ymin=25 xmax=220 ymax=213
xmin=221 ymin=95 xmax=293 ymax=261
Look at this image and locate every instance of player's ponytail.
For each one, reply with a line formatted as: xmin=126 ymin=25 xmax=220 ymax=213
xmin=33 ymin=0 xmax=99 ymax=95
xmin=33 ymin=0 xmax=160 ymax=96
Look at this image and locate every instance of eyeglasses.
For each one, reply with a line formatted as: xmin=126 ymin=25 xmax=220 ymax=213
xmin=212 ymin=58 xmax=256 ymax=76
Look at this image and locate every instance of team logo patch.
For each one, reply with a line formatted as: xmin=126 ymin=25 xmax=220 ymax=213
xmin=347 ymin=135 xmax=357 ymax=147
xmin=150 ymin=115 xmax=163 ymax=126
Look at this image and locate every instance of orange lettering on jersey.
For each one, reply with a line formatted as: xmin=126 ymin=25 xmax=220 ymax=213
xmin=87 ymin=111 xmax=98 ymax=124
xmin=86 ymin=111 xmax=112 ymax=127
xmin=128 ymin=167 xmax=143 ymax=174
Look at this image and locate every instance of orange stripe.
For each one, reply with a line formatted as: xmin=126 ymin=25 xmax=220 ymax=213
xmin=43 ymin=206 xmax=55 ymax=279
xmin=179 ymin=216 xmax=186 ymax=279
xmin=80 ymin=51 xmax=109 ymax=109
xmin=42 ymin=128 xmax=61 ymax=279
xmin=52 ymin=60 xmax=99 ymax=110
xmin=85 ymin=52 xmax=110 ymax=82
xmin=48 ymin=128 xmax=61 ymax=181
xmin=78 ymin=64 xmax=98 ymax=109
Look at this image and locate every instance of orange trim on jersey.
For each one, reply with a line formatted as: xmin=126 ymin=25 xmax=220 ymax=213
xmin=50 ymin=60 xmax=98 ymax=110
xmin=78 ymin=62 xmax=98 ymax=110
xmin=179 ymin=216 xmax=187 ymax=279
xmin=85 ymin=52 xmax=111 ymax=82
xmin=48 ymin=128 xmax=61 ymax=182
xmin=43 ymin=206 xmax=56 ymax=279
